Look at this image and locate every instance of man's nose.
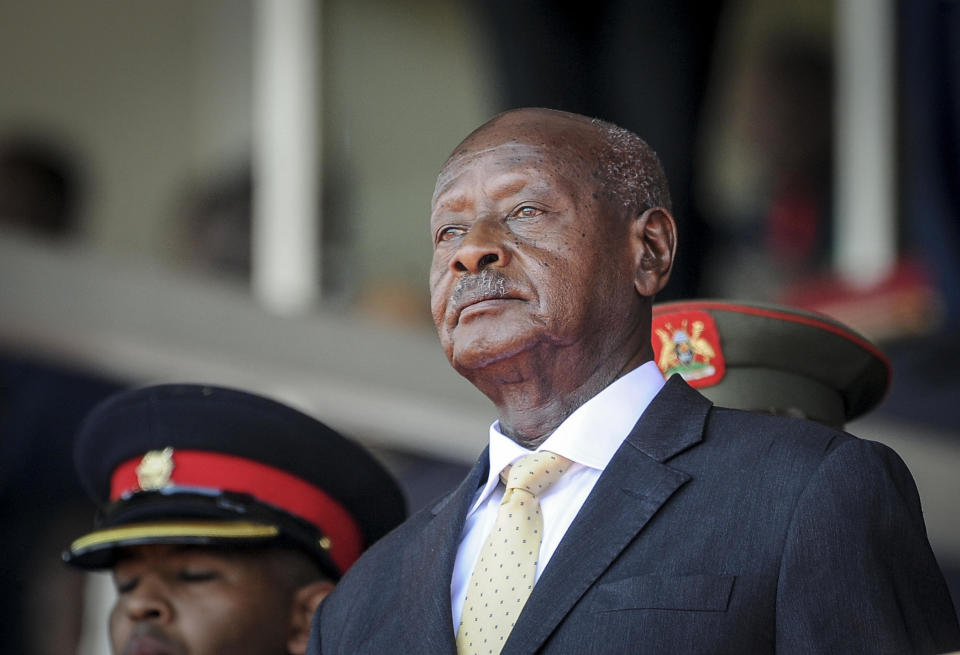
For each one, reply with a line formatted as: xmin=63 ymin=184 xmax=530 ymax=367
xmin=451 ymin=218 xmax=511 ymax=275
xmin=121 ymin=580 xmax=174 ymax=624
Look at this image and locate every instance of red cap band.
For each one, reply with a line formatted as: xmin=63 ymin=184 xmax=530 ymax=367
xmin=111 ymin=450 xmax=363 ymax=574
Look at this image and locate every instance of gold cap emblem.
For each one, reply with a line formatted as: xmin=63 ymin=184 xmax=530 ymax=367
xmin=136 ymin=447 xmax=175 ymax=490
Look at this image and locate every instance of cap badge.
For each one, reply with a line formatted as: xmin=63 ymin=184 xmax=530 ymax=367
xmin=136 ymin=447 xmax=175 ymax=490
xmin=652 ymin=310 xmax=726 ymax=388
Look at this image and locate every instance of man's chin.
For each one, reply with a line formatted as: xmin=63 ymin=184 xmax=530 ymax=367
xmin=449 ymin=334 xmax=537 ymax=377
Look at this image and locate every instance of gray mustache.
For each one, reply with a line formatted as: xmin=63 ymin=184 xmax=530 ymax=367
xmin=451 ymin=269 xmax=511 ymax=308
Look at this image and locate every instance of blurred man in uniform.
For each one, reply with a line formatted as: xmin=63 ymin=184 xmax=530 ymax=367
xmin=650 ymin=299 xmax=890 ymax=428
xmin=310 ymin=108 xmax=959 ymax=654
xmin=64 ymin=383 xmax=405 ymax=655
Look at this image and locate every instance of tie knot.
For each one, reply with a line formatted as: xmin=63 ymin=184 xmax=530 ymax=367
xmin=500 ymin=450 xmax=572 ymax=498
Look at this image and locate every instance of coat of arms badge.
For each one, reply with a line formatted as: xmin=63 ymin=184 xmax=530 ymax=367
xmin=652 ymin=310 xmax=726 ymax=388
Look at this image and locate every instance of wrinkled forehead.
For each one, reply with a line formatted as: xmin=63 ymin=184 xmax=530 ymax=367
xmin=433 ymin=133 xmax=600 ymax=208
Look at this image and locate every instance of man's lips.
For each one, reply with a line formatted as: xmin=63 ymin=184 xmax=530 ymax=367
xmin=457 ymin=295 xmax=522 ymax=322
xmin=122 ymin=633 xmax=180 ymax=655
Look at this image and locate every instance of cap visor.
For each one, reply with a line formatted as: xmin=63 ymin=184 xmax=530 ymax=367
xmin=65 ymin=520 xmax=279 ymax=569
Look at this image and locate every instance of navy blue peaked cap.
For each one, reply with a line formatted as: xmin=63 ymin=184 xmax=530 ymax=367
xmin=65 ymin=383 xmax=406 ymax=578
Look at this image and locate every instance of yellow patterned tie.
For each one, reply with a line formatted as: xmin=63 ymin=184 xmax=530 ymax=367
xmin=456 ymin=451 xmax=572 ymax=655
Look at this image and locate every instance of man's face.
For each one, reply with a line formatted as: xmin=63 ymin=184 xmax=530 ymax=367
xmin=109 ymin=544 xmax=295 ymax=655
xmin=429 ymin=130 xmax=639 ymax=382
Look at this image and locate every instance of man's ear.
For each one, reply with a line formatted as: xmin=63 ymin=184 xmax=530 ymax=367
xmin=631 ymin=207 xmax=677 ymax=298
xmin=286 ymin=580 xmax=335 ymax=655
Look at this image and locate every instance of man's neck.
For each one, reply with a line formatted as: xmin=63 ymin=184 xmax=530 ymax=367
xmin=469 ymin=347 xmax=654 ymax=447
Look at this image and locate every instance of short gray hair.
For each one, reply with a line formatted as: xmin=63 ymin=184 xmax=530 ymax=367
xmin=590 ymin=117 xmax=672 ymax=215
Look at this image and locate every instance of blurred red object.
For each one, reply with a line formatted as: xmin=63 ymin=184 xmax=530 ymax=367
xmin=777 ymin=258 xmax=942 ymax=341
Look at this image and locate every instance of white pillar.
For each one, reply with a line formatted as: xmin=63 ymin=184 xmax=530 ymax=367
xmin=252 ymin=0 xmax=321 ymax=314
xmin=834 ymin=0 xmax=896 ymax=287
xmin=76 ymin=572 xmax=113 ymax=655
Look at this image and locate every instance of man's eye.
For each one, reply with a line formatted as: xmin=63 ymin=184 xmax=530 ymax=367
xmin=179 ymin=570 xmax=219 ymax=583
xmin=115 ymin=578 xmax=138 ymax=594
xmin=512 ymin=205 xmax=543 ymax=218
xmin=437 ymin=226 xmax=465 ymax=243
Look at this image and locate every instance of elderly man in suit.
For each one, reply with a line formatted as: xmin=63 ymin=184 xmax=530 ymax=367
xmin=309 ymin=108 xmax=960 ymax=654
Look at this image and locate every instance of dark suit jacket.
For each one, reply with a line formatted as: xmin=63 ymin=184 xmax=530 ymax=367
xmin=309 ymin=377 xmax=960 ymax=654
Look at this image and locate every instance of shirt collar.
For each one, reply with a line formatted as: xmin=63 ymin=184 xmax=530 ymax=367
xmin=472 ymin=361 xmax=666 ymax=511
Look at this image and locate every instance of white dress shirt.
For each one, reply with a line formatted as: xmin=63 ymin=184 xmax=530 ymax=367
xmin=449 ymin=361 xmax=666 ymax=630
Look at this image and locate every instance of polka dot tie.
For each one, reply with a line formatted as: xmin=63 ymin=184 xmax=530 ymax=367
xmin=456 ymin=451 xmax=572 ymax=655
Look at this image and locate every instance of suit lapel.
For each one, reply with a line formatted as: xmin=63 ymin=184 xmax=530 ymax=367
xmin=396 ymin=449 xmax=490 ymax=654
xmin=503 ymin=377 xmax=711 ymax=654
